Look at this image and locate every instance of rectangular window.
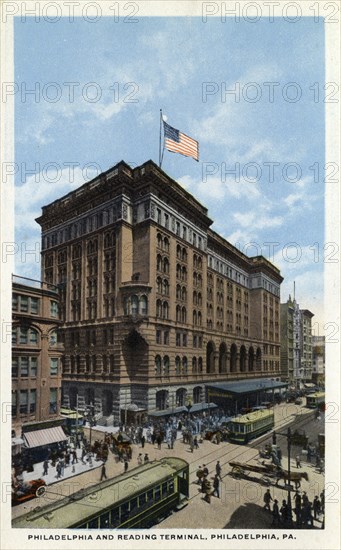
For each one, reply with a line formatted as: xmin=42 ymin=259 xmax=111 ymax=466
xmin=12 ymin=294 xmax=18 ymax=311
xmin=12 ymin=358 xmax=18 ymax=378
xmin=29 ymin=389 xmax=36 ymax=413
xmin=50 ymin=301 xmax=59 ymax=318
xmin=176 ymin=333 xmax=181 ymax=346
xmin=50 ymin=358 xmax=58 ymax=376
xmin=12 ymin=391 xmax=17 ymax=417
xmin=30 ymin=357 xmax=38 ymax=377
xmin=20 ymin=357 xmax=29 ymax=377
xmin=20 ymin=296 xmax=29 ymax=313
xmin=19 ymin=328 xmax=28 ymax=344
xmin=29 ymin=330 xmax=38 ymax=345
xmin=156 ymin=330 xmax=161 ymax=344
xmin=30 ymin=298 xmax=39 ymax=314
xmin=19 ymin=390 xmax=28 ymax=414
xmin=49 ymin=388 xmax=58 ymax=414
xmin=183 ymin=334 xmax=187 ymax=347
xmin=163 ymin=331 xmax=169 ymax=345
xmin=193 ymin=335 xmax=197 ymax=348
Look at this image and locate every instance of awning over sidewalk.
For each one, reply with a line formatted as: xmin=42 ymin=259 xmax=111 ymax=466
xmin=206 ymin=378 xmax=288 ymax=398
xmin=189 ymin=402 xmax=218 ymax=413
xmin=23 ymin=426 xmax=67 ymax=448
xmin=148 ymin=405 xmax=187 ymax=417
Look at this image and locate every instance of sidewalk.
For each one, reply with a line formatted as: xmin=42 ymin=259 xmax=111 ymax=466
xmin=20 ymin=447 xmax=103 ymax=486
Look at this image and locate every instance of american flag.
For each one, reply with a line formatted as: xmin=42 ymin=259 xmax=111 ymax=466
xmin=163 ymin=121 xmax=199 ymax=162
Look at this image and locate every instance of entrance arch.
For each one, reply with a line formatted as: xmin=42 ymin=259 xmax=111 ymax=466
xmin=219 ymin=343 xmax=227 ymax=373
xmin=206 ymin=341 xmax=215 ymax=374
xmin=230 ymin=344 xmax=237 ymax=372
xmin=240 ymin=345 xmax=247 ymax=372
xmin=248 ymin=347 xmax=255 ymax=371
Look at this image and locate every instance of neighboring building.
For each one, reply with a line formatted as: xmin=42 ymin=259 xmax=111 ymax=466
xmin=36 ymin=160 xmax=283 ymax=423
xmin=280 ymin=296 xmax=314 ymax=388
xmin=312 ymin=335 xmax=325 ymax=386
xmin=12 ymin=275 xmax=63 ymax=433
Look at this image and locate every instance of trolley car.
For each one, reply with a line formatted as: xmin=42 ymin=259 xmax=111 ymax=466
xmin=12 ymin=457 xmax=189 ymax=530
xmin=228 ymin=409 xmax=275 ymax=444
xmin=306 ymin=392 xmax=325 ymax=409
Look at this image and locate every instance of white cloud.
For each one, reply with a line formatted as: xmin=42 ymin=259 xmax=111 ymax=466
xmin=233 ymin=211 xmax=284 ymax=230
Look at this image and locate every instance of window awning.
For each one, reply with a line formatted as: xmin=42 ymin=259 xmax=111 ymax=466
xmin=23 ymin=426 xmax=67 ymax=448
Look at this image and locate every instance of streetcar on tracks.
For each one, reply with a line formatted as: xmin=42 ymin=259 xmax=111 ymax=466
xmin=306 ymin=392 xmax=325 ymax=410
xmin=228 ymin=409 xmax=275 ymax=444
xmin=12 ymin=457 xmax=189 ymax=530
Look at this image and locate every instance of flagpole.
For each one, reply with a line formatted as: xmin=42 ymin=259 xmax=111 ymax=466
xmin=159 ymin=109 xmax=162 ymax=167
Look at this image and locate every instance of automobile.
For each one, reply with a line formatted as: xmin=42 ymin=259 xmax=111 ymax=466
xmin=295 ymin=398 xmax=303 ymax=405
xmin=12 ymin=478 xmax=46 ymax=507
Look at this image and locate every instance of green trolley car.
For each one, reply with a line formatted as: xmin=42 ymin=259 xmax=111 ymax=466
xmin=228 ymin=409 xmax=275 ymax=444
xmin=12 ymin=457 xmax=189 ymax=530
xmin=306 ymin=392 xmax=325 ymax=409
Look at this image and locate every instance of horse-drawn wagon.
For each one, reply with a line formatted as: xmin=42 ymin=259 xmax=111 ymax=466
xmin=229 ymin=461 xmax=309 ymax=489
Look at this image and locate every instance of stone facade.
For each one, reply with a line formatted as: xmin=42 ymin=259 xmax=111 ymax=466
xmin=12 ymin=276 xmax=63 ymax=432
xmin=280 ymin=296 xmax=314 ymax=387
xmin=36 ymin=160 xmax=283 ymax=422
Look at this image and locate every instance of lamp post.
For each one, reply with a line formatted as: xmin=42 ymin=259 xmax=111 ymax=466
xmin=86 ymin=403 xmax=95 ymax=448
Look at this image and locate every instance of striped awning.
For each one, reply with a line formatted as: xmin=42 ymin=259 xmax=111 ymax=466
xmin=23 ymin=426 xmax=67 ymax=448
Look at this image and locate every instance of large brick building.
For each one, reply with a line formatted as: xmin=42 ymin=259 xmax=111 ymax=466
xmin=280 ymin=296 xmax=314 ymax=388
xmin=36 ymin=160 xmax=283 ymax=423
xmin=12 ymin=275 xmax=63 ymax=432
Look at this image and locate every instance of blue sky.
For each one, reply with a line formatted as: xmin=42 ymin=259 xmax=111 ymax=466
xmin=14 ymin=16 xmax=325 ymax=328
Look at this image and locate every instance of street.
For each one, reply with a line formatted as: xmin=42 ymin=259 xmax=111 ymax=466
xmin=12 ymin=401 xmax=324 ymax=529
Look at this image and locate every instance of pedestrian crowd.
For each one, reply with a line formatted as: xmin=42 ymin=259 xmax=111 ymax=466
xmin=263 ymin=488 xmax=325 ymax=528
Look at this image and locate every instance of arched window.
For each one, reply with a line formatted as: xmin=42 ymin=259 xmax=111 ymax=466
xmin=163 ymin=355 xmax=170 ymax=376
xmin=193 ymin=310 xmax=197 ymax=325
xmin=176 ymin=264 xmax=181 ymax=279
xmin=163 ymin=257 xmax=169 ymax=274
xmin=175 ymin=356 xmax=181 ymax=375
xmin=156 ymin=299 xmax=162 ymax=318
xmin=182 ymin=306 xmax=187 ymax=323
xmin=163 ymin=279 xmax=169 ymax=296
xmin=176 ymin=244 xmax=181 ymax=259
xmin=157 ymin=233 xmax=162 ymax=248
xmin=182 ymin=266 xmax=187 ymax=281
xmin=157 ymin=277 xmax=162 ymax=293
xmin=198 ymin=311 xmax=202 ymax=326
xmin=157 ymin=254 xmax=162 ymax=271
xmin=182 ymin=356 xmax=188 ymax=374
xmin=163 ymin=237 xmax=169 ymax=252
xmin=155 ymin=355 xmax=161 ymax=376
xmin=181 ymin=287 xmax=187 ymax=301
xmin=198 ymin=357 xmax=203 ymax=372
xmin=193 ymin=291 xmax=197 ymax=305
xmin=139 ymin=295 xmax=148 ymax=315
xmin=176 ymin=284 xmax=181 ymax=300
xmin=176 ymin=305 xmax=181 ymax=322
xmin=192 ymin=357 xmax=197 ymax=373
xmin=163 ymin=301 xmax=169 ymax=320
xmin=182 ymin=248 xmax=187 ymax=261
xmin=198 ymin=292 xmax=202 ymax=306
xmin=131 ymin=295 xmax=138 ymax=315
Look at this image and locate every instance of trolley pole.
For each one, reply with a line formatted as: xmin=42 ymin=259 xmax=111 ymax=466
xmin=287 ymin=427 xmax=293 ymax=527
